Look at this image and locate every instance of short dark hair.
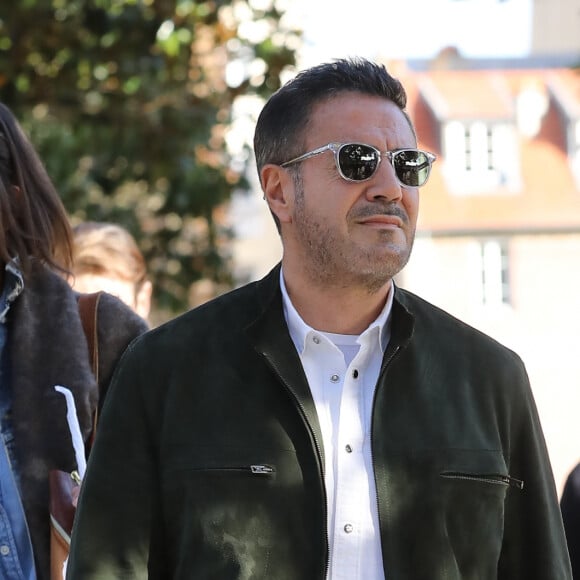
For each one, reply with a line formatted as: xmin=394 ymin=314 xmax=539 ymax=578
xmin=254 ymin=57 xmax=413 ymax=178
xmin=0 ymin=102 xmax=73 ymax=278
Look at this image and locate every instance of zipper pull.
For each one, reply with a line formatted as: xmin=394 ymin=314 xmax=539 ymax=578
xmin=250 ymin=464 xmax=274 ymax=475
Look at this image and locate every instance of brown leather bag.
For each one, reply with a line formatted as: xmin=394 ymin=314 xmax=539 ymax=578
xmin=49 ymin=291 xmax=101 ymax=580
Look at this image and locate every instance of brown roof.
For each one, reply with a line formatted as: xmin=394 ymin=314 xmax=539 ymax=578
xmin=396 ymin=66 xmax=580 ymax=234
xmin=418 ymin=71 xmax=515 ymax=120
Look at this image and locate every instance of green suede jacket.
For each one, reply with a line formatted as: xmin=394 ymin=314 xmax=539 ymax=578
xmin=67 ymin=265 xmax=571 ymax=579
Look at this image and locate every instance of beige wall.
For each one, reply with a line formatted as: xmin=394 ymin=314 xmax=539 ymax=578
xmin=228 ymin=189 xmax=282 ymax=284
xmin=531 ymin=0 xmax=580 ymax=56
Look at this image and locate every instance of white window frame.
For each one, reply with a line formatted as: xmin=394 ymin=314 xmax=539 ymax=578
xmin=479 ymin=239 xmax=511 ymax=307
xmin=443 ymin=121 xmax=521 ymax=194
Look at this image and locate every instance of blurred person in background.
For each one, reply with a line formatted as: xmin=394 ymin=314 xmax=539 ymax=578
xmin=0 ymin=101 xmax=148 ymax=580
xmin=70 ymin=221 xmax=152 ymax=322
xmin=67 ymin=58 xmax=570 ymax=579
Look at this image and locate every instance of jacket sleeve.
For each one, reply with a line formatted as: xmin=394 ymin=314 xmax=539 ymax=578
xmin=67 ymin=337 xmax=161 ymax=579
xmin=498 ymin=356 xmax=572 ymax=579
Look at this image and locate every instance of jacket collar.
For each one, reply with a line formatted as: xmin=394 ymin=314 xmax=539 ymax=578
xmin=387 ymin=285 xmax=416 ymax=357
xmin=246 ymin=264 xmax=326 ymax=470
xmin=246 ymin=265 xmax=417 ymax=468
xmin=249 ymin=264 xmax=416 ymax=351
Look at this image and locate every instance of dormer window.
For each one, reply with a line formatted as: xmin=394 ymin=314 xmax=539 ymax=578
xmin=443 ymin=120 xmax=522 ymax=194
xmin=464 ymin=122 xmax=494 ymax=173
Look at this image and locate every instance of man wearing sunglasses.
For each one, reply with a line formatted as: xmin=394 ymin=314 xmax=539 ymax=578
xmin=68 ymin=58 xmax=571 ymax=579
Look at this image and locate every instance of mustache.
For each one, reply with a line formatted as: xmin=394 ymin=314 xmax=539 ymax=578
xmin=350 ymin=203 xmax=409 ymax=225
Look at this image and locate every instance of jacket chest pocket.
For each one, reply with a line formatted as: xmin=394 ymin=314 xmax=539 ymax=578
xmin=175 ymin=463 xmax=276 ymax=478
xmin=163 ymin=455 xmax=280 ymax=505
xmin=435 ymin=447 xmax=517 ymax=512
xmin=439 ymin=470 xmax=523 ymax=489
xmin=161 ymin=451 xmax=305 ymax=580
xmin=433 ymin=449 xmax=520 ymax=573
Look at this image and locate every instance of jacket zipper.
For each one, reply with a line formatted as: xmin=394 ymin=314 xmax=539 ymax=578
xmin=440 ymin=471 xmax=524 ymax=490
xmin=370 ymin=344 xmax=402 ymax=571
xmin=250 ymin=464 xmax=275 ymax=475
xmin=187 ymin=465 xmax=275 ymax=476
xmin=262 ymin=353 xmax=329 ymax=580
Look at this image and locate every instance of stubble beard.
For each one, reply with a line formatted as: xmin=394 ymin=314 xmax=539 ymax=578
xmin=292 ymin=181 xmax=414 ymax=295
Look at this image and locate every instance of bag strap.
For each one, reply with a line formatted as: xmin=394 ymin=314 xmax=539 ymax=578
xmin=77 ymin=291 xmax=102 ymax=445
xmin=77 ymin=291 xmax=101 ymax=380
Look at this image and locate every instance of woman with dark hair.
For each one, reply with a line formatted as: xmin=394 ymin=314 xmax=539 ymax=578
xmin=0 ymin=102 xmax=148 ymax=579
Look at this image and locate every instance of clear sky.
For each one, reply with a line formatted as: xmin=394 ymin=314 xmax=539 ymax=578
xmin=287 ymin=0 xmax=533 ymax=66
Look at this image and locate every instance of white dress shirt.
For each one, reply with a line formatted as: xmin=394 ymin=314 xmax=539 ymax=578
xmin=280 ymin=271 xmax=393 ymax=580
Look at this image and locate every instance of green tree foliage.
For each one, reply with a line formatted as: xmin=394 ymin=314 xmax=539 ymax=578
xmin=0 ymin=0 xmax=298 ymax=320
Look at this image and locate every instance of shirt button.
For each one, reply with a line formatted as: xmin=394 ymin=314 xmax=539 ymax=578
xmin=344 ymin=523 xmax=353 ymax=534
xmin=330 ymin=374 xmax=340 ymax=383
xmin=353 ymin=369 xmax=359 ymax=379
xmin=0 ymin=545 xmax=10 ymax=555
xmin=312 ymin=336 xmax=320 ymax=344
xmin=345 ymin=444 xmax=353 ymax=453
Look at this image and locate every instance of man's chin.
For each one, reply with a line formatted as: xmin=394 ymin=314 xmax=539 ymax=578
xmin=354 ymin=257 xmax=408 ymax=292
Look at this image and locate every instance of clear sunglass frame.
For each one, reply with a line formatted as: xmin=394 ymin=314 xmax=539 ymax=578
xmin=281 ymin=142 xmax=436 ymax=187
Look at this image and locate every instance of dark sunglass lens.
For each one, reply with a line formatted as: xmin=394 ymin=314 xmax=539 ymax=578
xmin=338 ymin=144 xmax=379 ymax=181
xmin=393 ymin=150 xmax=431 ymax=186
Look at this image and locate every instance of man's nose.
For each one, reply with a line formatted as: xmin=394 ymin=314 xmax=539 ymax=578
xmin=364 ymin=158 xmax=403 ymax=203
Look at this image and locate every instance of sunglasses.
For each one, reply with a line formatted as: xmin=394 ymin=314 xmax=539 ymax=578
xmin=281 ymin=142 xmax=436 ymax=187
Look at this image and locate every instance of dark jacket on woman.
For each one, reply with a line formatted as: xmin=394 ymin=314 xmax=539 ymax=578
xmin=68 ymin=264 xmax=571 ymax=579
xmin=9 ymin=262 xmax=148 ymax=579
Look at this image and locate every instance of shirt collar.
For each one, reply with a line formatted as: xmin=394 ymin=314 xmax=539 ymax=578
xmin=280 ymin=268 xmax=394 ymax=356
xmin=0 ymin=259 xmax=24 ymax=324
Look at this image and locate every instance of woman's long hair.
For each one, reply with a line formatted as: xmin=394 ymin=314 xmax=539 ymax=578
xmin=0 ymin=102 xmax=73 ymax=278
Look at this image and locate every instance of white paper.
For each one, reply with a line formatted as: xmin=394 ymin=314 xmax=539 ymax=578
xmin=54 ymin=385 xmax=87 ymax=478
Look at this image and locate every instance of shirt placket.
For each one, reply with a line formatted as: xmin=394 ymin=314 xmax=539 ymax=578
xmin=306 ymin=335 xmax=345 ymax=544
xmin=330 ymin=360 xmax=367 ymax=578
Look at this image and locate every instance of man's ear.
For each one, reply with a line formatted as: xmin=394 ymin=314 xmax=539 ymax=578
xmin=260 ymin=164 xmax=294 ymax=225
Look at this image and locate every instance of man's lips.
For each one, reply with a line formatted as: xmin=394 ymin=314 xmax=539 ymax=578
xmin=351 ymin=204 xmax=409 ymax=228
xmin=357 ymin=215 xmax=403 ymax=228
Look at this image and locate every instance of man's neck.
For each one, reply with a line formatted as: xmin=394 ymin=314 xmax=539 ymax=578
xmin=281 ymin=268 xmax=392 ymax=335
